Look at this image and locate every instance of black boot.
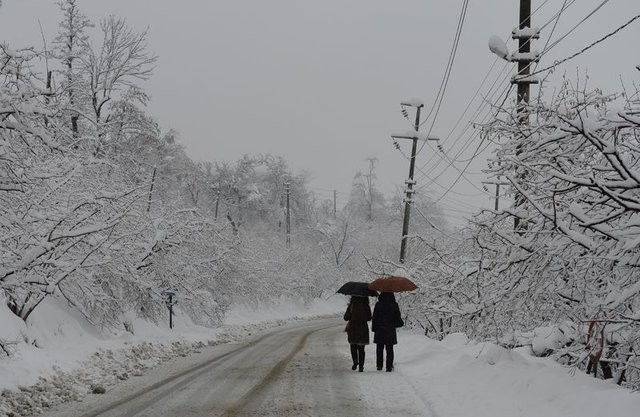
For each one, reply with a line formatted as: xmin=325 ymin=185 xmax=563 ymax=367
xmin=350 ymin=345 xmax=358 ymax=370
xmin=358 ymin=346 xmax=365 ymax=372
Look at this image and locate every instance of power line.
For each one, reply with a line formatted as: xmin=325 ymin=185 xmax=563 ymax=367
xmin=421 ymin=0 xmax=470 ymax=139
xmin=416 ymin=0 xmax=553 ymax=151
xmin=430 ymin=85 xmax=515 ymax=204
xmin=423 ymin=0 xmax=623 ymax=213
xmin=393 ymin=136 xmax=488 ymax=198
xmin=413 ymin=73 xmax=515 ymax=195
xmin=419 ymin=0 xmax=470 ymax=131
xmin=414 ymin=0 xmax=618 ymax=210
xmin=412 ymin=1 xmax=573 ymax=200
xmin=391 ymin=0 xmax=568 ymax=211
xmin=309 ymin=186 xmax=350 ymax=195
xmin=531 ymin=12 xmax=640 ymax=77
xmin=411 ymin=4 xmax=559 ymax=187
xmin=416 ymin=66 xmax=513 ymax=179
xmin=539 ymin=0 xmax=610 ymax=58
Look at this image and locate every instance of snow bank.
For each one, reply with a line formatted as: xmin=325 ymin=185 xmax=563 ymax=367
xmin=0 ymin=294 xmax=342 ymax=417
xmin=395 ymin=330 xmax=640 ymax=417
xmin=0 ymin=295 xmax=218 ymax=392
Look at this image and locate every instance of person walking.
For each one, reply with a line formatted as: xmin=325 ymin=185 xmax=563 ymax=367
xmin=371 ymin=292 xmax=403 ymax=372
xmin=343 ymin=296 xmax=372 ymax=372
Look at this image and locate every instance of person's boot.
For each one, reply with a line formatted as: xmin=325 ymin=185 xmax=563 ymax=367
xmin=351 ymin=345 xmax=358 ymax=370
xmin=358 ymin=348 xmax=365 ymax=372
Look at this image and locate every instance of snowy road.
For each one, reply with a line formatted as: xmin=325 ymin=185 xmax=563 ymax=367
xmin=39 ymin=318 xmax=430 ymax=417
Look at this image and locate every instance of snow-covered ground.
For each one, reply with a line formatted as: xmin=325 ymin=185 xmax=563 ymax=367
xmin=0 ymin=294 xmax=344 ymax=416
xmin=391 ymin=332 xmax=640 ymax=417
xmin=2 ymin=295 xmax=640 ymax=417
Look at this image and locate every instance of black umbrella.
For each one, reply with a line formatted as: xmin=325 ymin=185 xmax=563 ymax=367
xmin=336 ymin=281 xmax=378 ymax=297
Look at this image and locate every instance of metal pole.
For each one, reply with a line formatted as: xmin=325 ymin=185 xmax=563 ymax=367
xmin=333 ymin=189 xmax=337 ymax=217
xmin=169 ymin=294 xmax=173 ymax=329
xmin=399 ymin=105 xmax=422 ymax=264
xmin=285 ymin=182 xmax=291 ymax=247
xmin=214 ymin=189 xmax=220 ymax=221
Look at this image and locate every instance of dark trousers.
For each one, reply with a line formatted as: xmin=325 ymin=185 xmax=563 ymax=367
xmin=376 ymin=343 xmax=394 ymax=370
xmin=350 ymin=344 xmax=365 ymax=367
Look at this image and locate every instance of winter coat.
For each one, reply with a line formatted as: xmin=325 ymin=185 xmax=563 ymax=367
xmin=344 ymin=297 xmax=372 ymax=345
xmin=372 ymin=292 xmax=403 ymax=345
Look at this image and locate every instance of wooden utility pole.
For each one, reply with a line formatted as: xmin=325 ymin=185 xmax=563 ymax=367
xmin=284 ymin=181 xmax=291 ymax=247
xmin=512 ymin=0 xmax=539 ymax=230
xmin=147 ymin=166 xmax=157 ymax=213
xmin=333 ymin=189 xmax=337 ymax=217
xmin=44 ymin=71 xmax=52 ymax=127
xmin=482 ymin=180 xmax=510 ymax=211
xmin=214 ymin=189 xmax=220 ymax=221
xmin=392 ymin=101 xmax=439 ymax=264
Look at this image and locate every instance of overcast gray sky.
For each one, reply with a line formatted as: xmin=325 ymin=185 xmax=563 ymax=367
xmin=1 ymin=0 xmax=638 ymax=224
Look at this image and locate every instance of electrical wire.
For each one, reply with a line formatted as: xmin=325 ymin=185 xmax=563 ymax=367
xmin=539 ymin=0 xmax=610 ymax=58
xmin=412 ymin=0 xmax=582 ymax=194
xmin=430 ymin=84 xmax=514 ymax=204
xmin=392 ymin=0 xmax=588 ymax=218
xmin=424 ymin=0 xmax=621 ymax=205
xmin=530 ymin=12 xmax=640 ymax=78
xmin=419 ymin=0 xmax=470 ymax=133
xmin=421 ymin=0 xmax=470 ymax=138
xmin=411 ymin=68 xmax=515 ymax=198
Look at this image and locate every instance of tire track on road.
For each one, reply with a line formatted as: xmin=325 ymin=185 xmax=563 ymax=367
xmin=80 ymin=329 xmax=291 ymax=417
xmin=222 ymin=325 xmax=332 ymax=416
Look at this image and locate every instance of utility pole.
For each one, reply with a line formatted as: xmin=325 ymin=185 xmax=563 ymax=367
xmin=284 ymin=181 xmax=291 ymax=247
xmin=214 ymin=188 xmax=220 ymax=221
xmin=392 ymin=100 xmax=439 ymax=264
xmin=512 ymin=0 xmax=539 ymax=230
xmin=482 ymin=180 xmax=510 ymax=211
xmin=333 ymin=189 xmax=337 ymax=217
xmin=44 ymin=71 xmax=52 ymax=127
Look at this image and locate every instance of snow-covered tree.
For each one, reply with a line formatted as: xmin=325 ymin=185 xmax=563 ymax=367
xmin=0 ymin=44 xmax=141 ymax=322
xmin=53 ymin=0 xmax=93 ymax=138
xmin=78 ymin=15 xmax=157 ymax=156
xmin=462 ymin=77 xmax=640 ymax=387
xmin=345 ymin=157 xmax=387 ymax=221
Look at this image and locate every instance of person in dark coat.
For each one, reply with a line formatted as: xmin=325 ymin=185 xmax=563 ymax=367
xmin=371 ymin=292 xmax=403 ymax=372
xmin=343 ymin=296 xmax=372 ymax=372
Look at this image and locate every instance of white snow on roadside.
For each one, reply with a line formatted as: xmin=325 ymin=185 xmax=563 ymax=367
xmin=3 ymin=295 xmax=640 ymax=417
xmin=387 ymin=331 xmax=640 ymax=417
xmin=0 ymin=294 xmax=344 ymax=417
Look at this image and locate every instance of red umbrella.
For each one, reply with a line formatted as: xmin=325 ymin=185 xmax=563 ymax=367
xmin=368 ymin=276 xmax=417 ymax=293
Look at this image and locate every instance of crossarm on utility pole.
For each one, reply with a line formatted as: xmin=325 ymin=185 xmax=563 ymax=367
xmin=482 ymin=181 xmax=510 ymax=211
